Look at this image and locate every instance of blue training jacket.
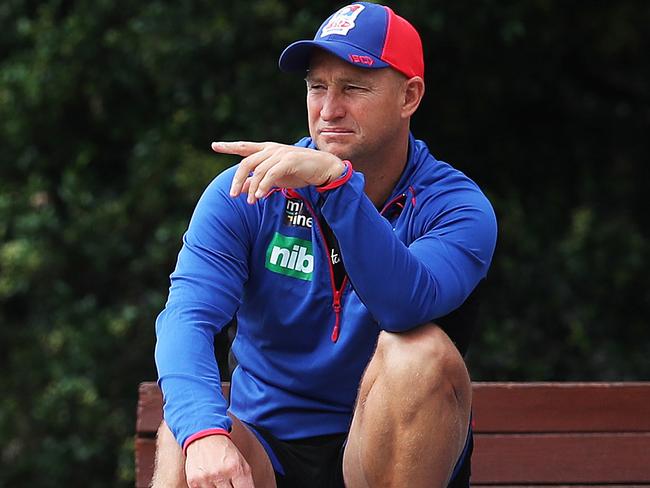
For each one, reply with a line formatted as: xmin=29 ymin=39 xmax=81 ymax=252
xmin=155 ymin=134 xmax=497 ymax=449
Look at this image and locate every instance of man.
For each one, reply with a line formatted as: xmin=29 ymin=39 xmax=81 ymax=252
xmin=154 ymin=3 xmax=497 ymax=487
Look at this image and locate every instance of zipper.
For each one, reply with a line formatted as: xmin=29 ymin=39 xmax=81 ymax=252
xmin=330 ymin=282 xmax=347 ymax=342
xmin=283 ymin=189 xmax=348 ymax=343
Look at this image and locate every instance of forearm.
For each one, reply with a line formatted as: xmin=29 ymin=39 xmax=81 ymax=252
xmin=321 ymin=172 xmax=496 ymax=332
xmin=155 ymin=302 xmax=232 ymax=448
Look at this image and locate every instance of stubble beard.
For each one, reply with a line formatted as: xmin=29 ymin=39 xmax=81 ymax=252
xmin=316 ymin=136 xmax=368 ymax=168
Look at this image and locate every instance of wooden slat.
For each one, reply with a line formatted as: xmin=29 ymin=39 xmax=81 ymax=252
xmin=136 ymin=382 xmax=163 ymax=435
xmin=473 ymin=382 xmax=650 ymax=433
xmin=135 ymin=438 xmax=650 ymax=488
xmin=135 ymin=438 xmax=155 ymax=488
xmin=138 ymin=382 xmax=650 ymax=435
xmin=472 ymin=433 xmax=650 ymax=484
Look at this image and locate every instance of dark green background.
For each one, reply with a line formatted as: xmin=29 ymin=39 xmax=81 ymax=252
xmin=1 ymin=1 xmax=648 ymax=485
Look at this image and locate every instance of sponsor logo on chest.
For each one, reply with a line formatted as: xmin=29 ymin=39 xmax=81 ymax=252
xmin=265 ymin=232 xmax=314 ymax=281
xmin=284 ymin=199 xmax=313 ymax=229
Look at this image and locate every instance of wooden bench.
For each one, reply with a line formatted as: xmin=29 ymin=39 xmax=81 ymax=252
xmin=135 ymin=382 xmax=650 ymax=487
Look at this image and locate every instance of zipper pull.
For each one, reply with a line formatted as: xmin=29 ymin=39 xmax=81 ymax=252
xmin=331 ymin=307 xmax=341 ymax=342
xmin=331 ymin=292 xmax=342 ymax=342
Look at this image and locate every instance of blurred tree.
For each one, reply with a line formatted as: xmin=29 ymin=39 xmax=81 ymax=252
xmin=0 ymin=0 xmax=648 ymax=485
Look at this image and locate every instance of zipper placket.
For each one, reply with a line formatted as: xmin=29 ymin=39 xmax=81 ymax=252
xmin=283 ymin=189 xmax=348 ymax=342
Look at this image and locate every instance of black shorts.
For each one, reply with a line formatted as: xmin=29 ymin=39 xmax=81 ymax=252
xmin=244 ymin=421 xmax=473 ymax=488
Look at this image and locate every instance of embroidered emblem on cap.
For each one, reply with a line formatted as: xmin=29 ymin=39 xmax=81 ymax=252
xmin=321 ymin=4 xmax=365 ymax=37
xmin=348 ymin=54 xmax=374 ymax=66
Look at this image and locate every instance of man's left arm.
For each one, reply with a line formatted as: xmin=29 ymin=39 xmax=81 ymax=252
xmin=321 ymin=171 xmax=497 ymax=332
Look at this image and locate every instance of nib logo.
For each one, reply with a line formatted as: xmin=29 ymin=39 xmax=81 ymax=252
xmin=265 ymin=233 xmax=314 ymax=281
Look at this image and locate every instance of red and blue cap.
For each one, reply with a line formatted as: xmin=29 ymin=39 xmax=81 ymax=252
xmin=279 ymin=3 xmax=424 ymax=79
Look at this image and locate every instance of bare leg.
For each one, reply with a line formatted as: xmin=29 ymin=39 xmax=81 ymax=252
xmin=343 ymin=323 xmax=472 ymax=488
xmin=151 ymin=415 xmax=277 ymax=488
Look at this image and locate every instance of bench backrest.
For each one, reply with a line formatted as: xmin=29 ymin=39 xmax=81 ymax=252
xmin=135 ymin=382 xmax=650 ymax=487
xmin=471 ymin=382 xmax=650 ymax=485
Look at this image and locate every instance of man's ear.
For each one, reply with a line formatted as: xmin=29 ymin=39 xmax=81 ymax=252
xmin=401 ymin=77 xmax=425 ymax=119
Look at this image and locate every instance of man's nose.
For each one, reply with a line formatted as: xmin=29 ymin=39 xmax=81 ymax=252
xmin=320 ymin=90 xmax=346 ymax=121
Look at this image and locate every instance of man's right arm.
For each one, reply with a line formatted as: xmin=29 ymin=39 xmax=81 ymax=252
xmin=154 ymin=165 xmax=256 ymax=451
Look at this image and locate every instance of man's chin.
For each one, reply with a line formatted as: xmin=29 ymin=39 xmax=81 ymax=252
xmin=315 ymin=140 xmax=353 ymax=160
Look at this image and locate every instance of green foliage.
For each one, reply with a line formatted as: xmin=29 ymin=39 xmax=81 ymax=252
xmin=0 ymin=0 xmax=648 ymax=484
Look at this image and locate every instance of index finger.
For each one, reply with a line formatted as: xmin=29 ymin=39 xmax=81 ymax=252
xmin=211 ymin=141 xmax=265 ymax=157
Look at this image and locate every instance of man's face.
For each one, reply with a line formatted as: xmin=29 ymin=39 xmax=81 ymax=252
xmin=306 ymin=50 xmax=407 ymax=164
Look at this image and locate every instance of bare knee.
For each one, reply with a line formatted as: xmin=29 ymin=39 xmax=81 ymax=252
xmin=374 ymin=323 xmax=471 ymax=410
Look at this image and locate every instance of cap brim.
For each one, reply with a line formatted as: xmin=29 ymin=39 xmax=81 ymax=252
xmin=278 ymin=39 xmax=390 ymax=73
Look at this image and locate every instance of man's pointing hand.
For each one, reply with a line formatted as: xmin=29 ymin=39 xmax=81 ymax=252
xmin=212 ymin=141 xmax=346 ymax=204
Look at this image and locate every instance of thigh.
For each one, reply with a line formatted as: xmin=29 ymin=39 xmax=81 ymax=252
xmin=342 ymin=323 xmax=472 ymax=487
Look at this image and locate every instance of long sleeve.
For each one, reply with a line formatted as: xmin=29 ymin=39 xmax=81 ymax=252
xmin=320 ymin=169 xmax=497 ymax=332
xmin=154 ymin=166 xmax=256 ymax=448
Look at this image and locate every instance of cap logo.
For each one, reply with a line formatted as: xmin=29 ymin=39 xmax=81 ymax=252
xmin=348 ymin=54 xmax=374 ymax=66
xmin=321 ymin=4 xmax=365 ymax=37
